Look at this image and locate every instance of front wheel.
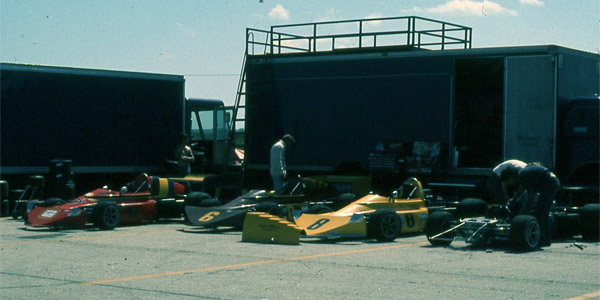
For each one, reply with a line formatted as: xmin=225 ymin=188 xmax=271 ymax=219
xmin=509 ymin=215 xmax=540 ymax=251
xmin=368 ymin=209 xmax=401 ymax=242
xmin=425 ymin=211 xmax=456 ymax=246
xmin=93 ymin=202 xmax=120 ymax=230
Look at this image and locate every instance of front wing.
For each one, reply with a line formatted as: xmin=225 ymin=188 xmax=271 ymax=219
xmin=185 ymin=205 xmax=248 ymax=228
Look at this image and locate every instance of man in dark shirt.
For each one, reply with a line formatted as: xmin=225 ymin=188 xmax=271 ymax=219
xmin=517 ymin=163 xmax=561 ymax=247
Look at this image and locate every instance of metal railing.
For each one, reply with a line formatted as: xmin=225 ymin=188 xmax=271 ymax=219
xmin=246 ymin=16 xmax=472 ymax=55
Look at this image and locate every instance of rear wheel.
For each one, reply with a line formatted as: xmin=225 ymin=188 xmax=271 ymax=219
xmin=93 ymin=202 xmax=120 ymax=230
xmin=457 ymin=198 xmax=488 ymax=218
xmin=307 ymin=205 xmax=333 ymax=214
xmin=255 ymin=202 xmax=283 ymax=217
xmin=425 ymin=211 xmax=456 ymax=246
xmin=368 ymin=209 xmax=401 ymax=242
xmin=509 ymin=215 xmax=540 ymax=251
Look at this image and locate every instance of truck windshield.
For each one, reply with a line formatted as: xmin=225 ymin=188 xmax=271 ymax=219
xmin=191 ymin=110 xmax=214 ymax=141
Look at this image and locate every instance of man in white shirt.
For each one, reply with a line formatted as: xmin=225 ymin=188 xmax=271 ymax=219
xmin=270 ymin=134 xmax=295 ymax=193
xmin=488 ymin=159 xmax=527 ymax=204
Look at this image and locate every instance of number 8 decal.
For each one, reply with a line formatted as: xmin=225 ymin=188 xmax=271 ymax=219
xmin=307 ymin=218 xmax=330 ymax=230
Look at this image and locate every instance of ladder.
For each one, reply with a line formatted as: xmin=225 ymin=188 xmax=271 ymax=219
xmin=227 ymin=53 xmax=247 ymax=164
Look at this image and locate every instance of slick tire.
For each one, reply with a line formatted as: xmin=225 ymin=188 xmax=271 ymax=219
xmin=509 ymin=215 xmax=541 ymax=251
xmin=93 ymin=202 xmax=120 ymax=230
xmin=307 ymin=205 xmax=333 ymax=214
xmin=185 ymin=192 xmax=212 ymax=207
xmin=425 ymin=211 xmax=456 ymax=246
xmin=456 ymin=198 xmax=488 ymax=218
xmin=255 ymin=202 xmax=283 ymax=217
xmin=367 ymin=209 xmax=401 ymax=242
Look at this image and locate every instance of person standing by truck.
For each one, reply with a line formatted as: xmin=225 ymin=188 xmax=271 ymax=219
xmin=270 ymin=134 xmax=295 ymax=193
xmin=175 ymin=133 xmax=195 ymax=176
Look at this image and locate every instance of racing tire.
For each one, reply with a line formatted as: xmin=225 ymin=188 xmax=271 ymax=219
xmin=255 ymin=202 xmax=283 ymax=217
xmin=336 ymin=193 xmax=356 ymax=204
xmin=198 ymin=199 xmax=221 ymax=207
xmin=93 ymin=202 xmax=120 ymax=230
xmin=185 ymin=192 xmax=212 ymax=207
xmin=367 ymin=209 xmax=401 ymax=242
xmin=457 ymin=198 xmax=488 ymax=218
xmin=509 ymin=215 xmax=541 ymax=251
xmin=580 ymin=204 xmax=600 ymax=241
xmin=307 ymin=205 xmax=333 ymax=214
xmin=425 ymin=211 xmax=456 ymax=246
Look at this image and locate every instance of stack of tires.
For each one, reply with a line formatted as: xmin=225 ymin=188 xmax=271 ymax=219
xmin=46 ymin=159 xmax=75 ymax=200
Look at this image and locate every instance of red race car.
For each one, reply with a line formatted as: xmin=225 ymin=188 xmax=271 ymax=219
xmin=27 ymin=174 xmax=190 ymax=230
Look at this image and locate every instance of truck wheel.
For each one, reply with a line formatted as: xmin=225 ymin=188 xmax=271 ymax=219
xmin=367 ymin=209 xmax=401 ymax=242
xmin=307 ymin=205 xmax=333 ymax=214
xmin=93 ymin=202 xmax=120 ymax=230
xmin=509 ymin=215 xmax=540 ymax=251
xmin=580 ymin=204 xmax=600 ymax=241
xmin=425 ymin=211 xmax=456 ymax=246
xmin=456 ymin=198 xmax=488 ymax=218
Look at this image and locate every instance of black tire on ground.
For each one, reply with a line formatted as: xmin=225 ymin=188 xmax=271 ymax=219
xmin=255 ymin=202 xmax=283 ymax=217
xmin=580 ymin=203 xmax=600 ymax=241
xmin=367 ymin=209 xmax=401 ymax=242
xmin=307 ymin=205 xmax=333 ymax=214
xmin=425 ymin=211 xmax=456 ymax=246
xmin=457 ymin=198 xmax=488 ymax=218
xmin=509 ymin=215 xmax=541 ymax=251
xmin=93 ymin=202 xmax=120 ymax=230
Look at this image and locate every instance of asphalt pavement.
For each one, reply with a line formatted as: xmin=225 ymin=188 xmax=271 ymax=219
xmin=1 ymin=217 xmax=599 ymax=300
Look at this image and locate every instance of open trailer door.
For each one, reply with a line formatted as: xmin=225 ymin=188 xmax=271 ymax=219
xmin=504 ymin=55 xmax=556 ymax=167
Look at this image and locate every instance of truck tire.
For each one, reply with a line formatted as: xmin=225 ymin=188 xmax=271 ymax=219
xmin=509 ymin=215 xmax=540 ymax=251
xmin=93 ymin=202 xmax=120 ymax=230
xmin=580 ymin=203 xmax=600 ymax=241
xmin=457 ymin=198 xmax=488 ymax=218
xmin=425 ymin=211 xmax=456 ymax=246
xmin=367 ymin=209 xmax=401 ymax=242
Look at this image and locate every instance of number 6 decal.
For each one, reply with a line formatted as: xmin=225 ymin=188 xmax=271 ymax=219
xmin=198 ymin=211 xmax=220 ymax=222
xmin=307 ymin=218 xmax=329 ymax=230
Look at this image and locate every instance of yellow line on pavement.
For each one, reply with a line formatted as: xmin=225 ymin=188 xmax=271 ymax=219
xmin=0 ymin=229 xmax=176 ymax=246
xmin=563 ymin=291 xmax=600 ymax=300
xmin=82 ymin=241 xmax=428 ymax=285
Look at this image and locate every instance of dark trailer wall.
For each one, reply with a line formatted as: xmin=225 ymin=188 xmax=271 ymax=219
xmin=243 ymin=30 xmax=599 ymax=191
xmin=1 ymin=63 xmax=185 ymax=187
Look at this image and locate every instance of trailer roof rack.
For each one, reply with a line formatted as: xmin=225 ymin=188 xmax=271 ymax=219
xmin=246 ymin=16 xmax=472 ymax=56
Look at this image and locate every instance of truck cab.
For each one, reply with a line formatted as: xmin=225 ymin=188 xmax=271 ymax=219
xmin=185 ymin=98 xmax=232 ymax=173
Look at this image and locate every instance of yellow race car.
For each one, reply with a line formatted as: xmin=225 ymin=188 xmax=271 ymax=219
xmin=242 ymin=177 xmax=428 ymax=243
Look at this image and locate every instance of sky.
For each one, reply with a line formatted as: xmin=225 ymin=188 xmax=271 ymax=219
xmin=1 ymin=0 xmax=599 ymax=106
